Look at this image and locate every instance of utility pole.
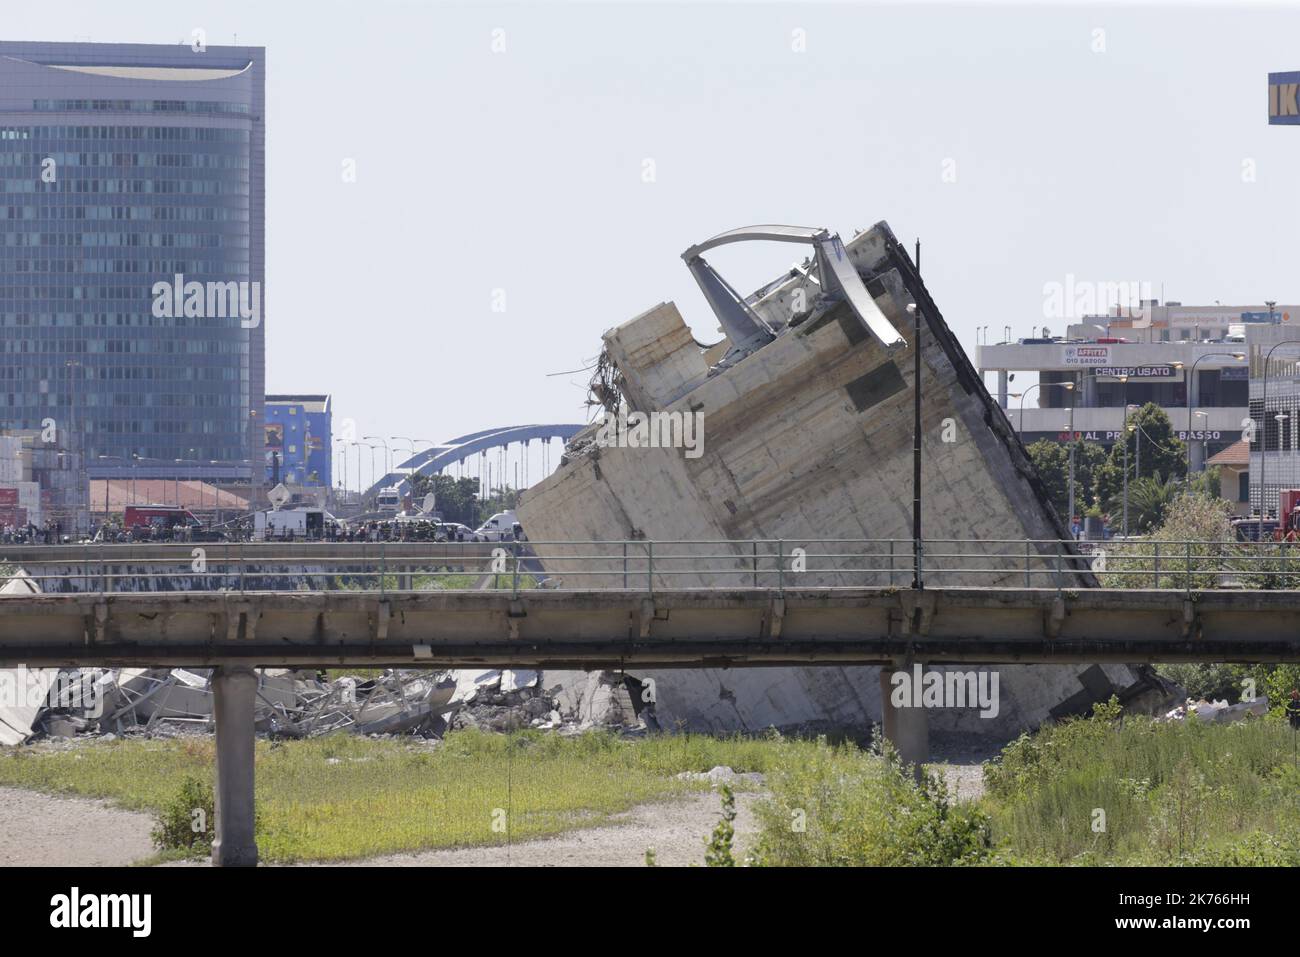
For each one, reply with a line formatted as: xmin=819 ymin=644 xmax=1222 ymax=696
xmin=908 ymin=303 xmax=923 ymax=590
xmin=1121 ymin=376 xmax=1129 ymax=537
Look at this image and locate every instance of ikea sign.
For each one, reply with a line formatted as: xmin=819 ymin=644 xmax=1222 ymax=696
xmin=1269 ymin=72 xmax=1300 ymax=124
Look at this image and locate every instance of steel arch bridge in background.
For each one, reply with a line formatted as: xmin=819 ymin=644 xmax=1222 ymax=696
xmin=360 ymin=423 xmax=586 ymax=499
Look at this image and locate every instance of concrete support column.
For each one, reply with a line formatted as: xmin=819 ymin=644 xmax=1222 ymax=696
xmin=997 ymin=370 xmax=1008 ymax=410
xmin=879 ymin=666 xmax=930 ymax=782
xmin=212 ymin=665 xmax=258 ymax=867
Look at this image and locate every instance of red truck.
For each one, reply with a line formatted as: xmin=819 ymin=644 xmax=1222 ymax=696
xmin=1276 ymin=490 xmax=1300 ymax=542
xmin=124 ymin=504 xmax=202 ymax=533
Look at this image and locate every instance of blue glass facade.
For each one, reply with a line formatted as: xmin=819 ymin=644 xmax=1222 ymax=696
xmin=0 ymin=42 xmax=265 ymax=467
xmin=264 ymin=395 xmax=331 ymax=488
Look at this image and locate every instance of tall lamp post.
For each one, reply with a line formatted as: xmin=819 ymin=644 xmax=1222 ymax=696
xmin=348 ymin=441 xmax=369 ymax=507
xmin=1192 ymin=410 xmax=1209 ymax=487
xmin=364 ymin=436 xmax=391 ymax=485
xmin=1259 ymin=340 xmax=1300 ymax=539
xmin=907 ymin=303 xmax=922 ymax=590
xmin=1183 ymin=352 xmax=1245 ymax=487
xmin=1117 ymin=375 xmax=1130 ymax=536
xmin=391 ymin=436 xmax=434 ymax=478
xmin=1121 ymin=402 xmax=1140 ymax=480
xmin=1276 ymin=413 xmax=1290 ymax=530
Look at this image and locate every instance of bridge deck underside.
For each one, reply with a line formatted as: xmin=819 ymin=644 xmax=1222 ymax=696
xmin=1 ymin=588 xmax=1298 ymax=668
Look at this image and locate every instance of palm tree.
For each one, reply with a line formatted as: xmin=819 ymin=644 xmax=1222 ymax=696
xmin=1115 ymin=474 xmax=1180 ymax=533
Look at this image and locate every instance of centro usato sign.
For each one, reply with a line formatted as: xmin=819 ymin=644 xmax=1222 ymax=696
xmin=1096 ymin=365 xmax=1175 ymax=379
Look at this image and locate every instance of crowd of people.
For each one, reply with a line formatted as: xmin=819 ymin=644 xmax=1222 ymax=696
xmin=337 ymin=519 xmax=477 ymax=542
xmin=14 ymin=517 xmax=506 ymax=545
xmin=0 ymin=520 xmax=65 ymax=545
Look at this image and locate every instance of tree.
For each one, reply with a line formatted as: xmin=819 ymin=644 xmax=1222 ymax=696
xmin=1070 ymin=440 xmax=1108 ymax=517
xmin=1124 ymin=474 xmax=1180 ymax=533
xmin=1095 ymin=403 xmax=1187 ymax=515
xmin=408 ymin=473 xmax=482 ymax=526
xmin=1026 ymin=437 xmax=1108 ymax=520
xmin=1025 ymin=439 xmax=1069 ymax=519
xmin=1189 ymin=464 xmax=1221 ymax=501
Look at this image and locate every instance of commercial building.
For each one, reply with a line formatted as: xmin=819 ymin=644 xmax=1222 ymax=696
xmin=1245 ymin=323 xmax=1300 ymax=519
xmin=0 ymin=41 xmax=265 ymax=488
xmin=0 ymin=429 xmax=85 ymax=531
xmin=974 ymin=301 xmax=1295 ymax=471
xmin=263 ymin=394 xmax=331 ymax=491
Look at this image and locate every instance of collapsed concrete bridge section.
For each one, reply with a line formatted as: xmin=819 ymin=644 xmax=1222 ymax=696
xmin=518 ymin=220 xmax=1169 ymax=740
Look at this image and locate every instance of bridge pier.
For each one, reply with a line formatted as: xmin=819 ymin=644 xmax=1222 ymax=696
xmin=879 ymin=666 xmax=929 ymax=782
xmin=211 ymin=665 xmax=258 ymax=867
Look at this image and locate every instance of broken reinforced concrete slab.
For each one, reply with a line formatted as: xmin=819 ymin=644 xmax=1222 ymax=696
xmin=518 ymin=220 xmax=1160 ymax=739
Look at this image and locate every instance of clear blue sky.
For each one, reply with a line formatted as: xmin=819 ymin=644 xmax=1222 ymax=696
xmin=7 ymin=1 xmax=1300 ymax=456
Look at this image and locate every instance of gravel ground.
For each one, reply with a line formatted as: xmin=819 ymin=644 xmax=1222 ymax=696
xmin=0 ymin=744 xmax=989 ymax=867
xmin=930 ymin=762 xmax=987 ymax=802
xmin=927 ymin=735 xmax=1000 ymax=803
xmin=0 ymin=786 xmax=155 ymax=866
xmin=340 ymin=788 xmax=763 ymax=867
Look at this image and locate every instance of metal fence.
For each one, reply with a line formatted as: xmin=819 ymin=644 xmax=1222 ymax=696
xmin=6 ymin=537 xmax=1300 ymax=595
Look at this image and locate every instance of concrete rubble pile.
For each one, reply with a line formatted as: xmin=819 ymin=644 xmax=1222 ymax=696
xmin=0 ymin=665 xmax=652 ymax=746
xmin=1160 ymin=696 xmax=1270 ymax=725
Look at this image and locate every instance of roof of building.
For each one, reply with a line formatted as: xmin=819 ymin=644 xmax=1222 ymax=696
xmin=266 ymin=395 xmax=330 ymax=413
xmin=1207 ymin=439 xmax=1250 ymax=467
xmin=90 ymin=480 xmax=248 ymax=513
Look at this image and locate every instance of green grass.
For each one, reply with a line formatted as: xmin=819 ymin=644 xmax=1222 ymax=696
xmin=981 ymin=698 xmax=1300 ymax=865
xmin=748 ymin=736 xmax=991 ymax=866
xmin=5 ymin=708 xmax=1300 ymax=866
xmin=0 ymin=729 xmax=779 ymax=863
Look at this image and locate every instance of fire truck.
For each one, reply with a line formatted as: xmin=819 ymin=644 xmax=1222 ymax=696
xmin=1233 ymin=490 xmax=1300 ymax=542
xmin=1275 ymin=490 xmax=1300 ymax=542
xmin=121 ymin=504 xmax=226 ymax=540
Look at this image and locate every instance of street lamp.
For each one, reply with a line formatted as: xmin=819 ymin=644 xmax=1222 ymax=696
xmin=1276 ymin=414 xmax=1290 ymax=527
xmin=391 ymin=436 xmax=434 ymax=476
xmin=1125 ymin=403 xmax=1140 ymax=482
xmin=1183 ymin=352 xmax=1245 ymax=487
xmin=348 ymin=441 xmax=371 ymax=505
xmin=1013 ymin=380 xmax=1078 ymax=434
xmin=907 ymin=303 xmax=923 ymax=590
xmin=333 ymin=436 xmax=348 ymax=497
xmin=1116 ymin=375 xmax=1129 ymax=537
xmin=364 ymin=436 xmax=391 ymax=482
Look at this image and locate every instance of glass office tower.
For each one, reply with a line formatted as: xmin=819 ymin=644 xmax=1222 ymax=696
xmin=0 ymin=41 xmax=265 ymax=469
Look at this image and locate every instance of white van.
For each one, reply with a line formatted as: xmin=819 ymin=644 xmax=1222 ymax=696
xmin=255 ymin=507 xmax=328 ymax=540
xmin=475 ymin=510 xmax=521 ymax=542
xmin=375 ymin=487 xmax=402 ymax=513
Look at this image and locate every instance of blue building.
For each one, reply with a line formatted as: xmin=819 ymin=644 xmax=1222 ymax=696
xmin=0 ymin=41 xmax=266 ymax=472
xmin=264 ymin=395 xmax=331 ymax=489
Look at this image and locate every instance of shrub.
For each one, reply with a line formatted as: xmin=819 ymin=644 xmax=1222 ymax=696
xmin=151 ymin=775 xmax=215 ymax=853
xmin=749 ymin=736 xmax=990 ymax=866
